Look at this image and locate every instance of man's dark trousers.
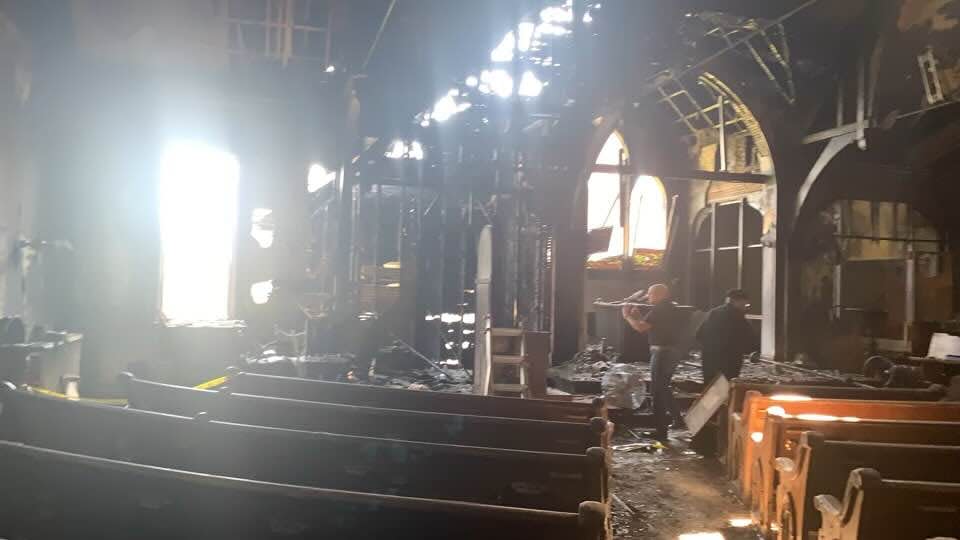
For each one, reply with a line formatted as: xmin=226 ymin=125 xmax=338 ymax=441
xmin=650 ymin=345 xmax=682 ymax=432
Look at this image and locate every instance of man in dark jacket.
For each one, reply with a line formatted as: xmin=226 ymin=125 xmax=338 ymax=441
xmin=696 ymin=289 xmax=758 ymax=385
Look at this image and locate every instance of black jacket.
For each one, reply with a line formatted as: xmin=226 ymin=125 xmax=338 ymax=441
xmin=696 ymin=303 xmax=757 ymax=361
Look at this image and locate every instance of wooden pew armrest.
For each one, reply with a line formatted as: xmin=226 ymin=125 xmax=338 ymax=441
xmin=813 ymin=494 xmax=842 ymax=519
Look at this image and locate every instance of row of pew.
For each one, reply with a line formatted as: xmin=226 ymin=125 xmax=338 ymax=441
xmin=0 ymin=371 xmax=613 ymax=539
xmin=723 ymin=380 xmax=960 ymax=539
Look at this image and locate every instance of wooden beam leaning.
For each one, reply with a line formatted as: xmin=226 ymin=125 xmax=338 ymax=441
xmin=814 ymin=468 xmax=960 ymax=540
xmin=751 ymin=414 xmax=960 ymax=535
xmin=0 ymin=384 xmax=606 ymax=512
xmin=776 ymin=432 xmax=960 ymax=540
xmin=122 ymin=374 xmax=610 ymax=454
xmin=228 ymin=371 xmax=606 ymax=423
xmin=0 ymin=441 xmax=608 ymax=540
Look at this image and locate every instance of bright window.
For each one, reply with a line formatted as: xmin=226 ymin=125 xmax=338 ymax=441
xmin=587 ymin=132 xmax=667 ymax=262
xmin=159 ymin=141 xmax=240 ymax=321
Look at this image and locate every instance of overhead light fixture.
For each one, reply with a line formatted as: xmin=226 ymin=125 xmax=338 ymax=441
xmin=325 ymin=65 xmax=336 ymax=73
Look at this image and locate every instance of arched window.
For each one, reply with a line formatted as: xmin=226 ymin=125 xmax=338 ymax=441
xmin=691 ymin=200 xmax=763 ymax=316
xmin=587 ymin=132 xmax=667 ymax=265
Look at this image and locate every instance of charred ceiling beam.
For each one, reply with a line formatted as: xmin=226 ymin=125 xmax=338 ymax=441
xmin=662 ymin=0 xmax=814 ymax=20
xmin=592 ymin=164 xmax=769 ymax=183
xmin=644 ymin=0 xmax=821 ymax=93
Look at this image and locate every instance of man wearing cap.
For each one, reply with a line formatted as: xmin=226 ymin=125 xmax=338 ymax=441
xmin=696 ymin=289 xmax=759 ymax=385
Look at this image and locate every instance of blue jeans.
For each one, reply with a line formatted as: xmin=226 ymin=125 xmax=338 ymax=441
xmin=650 ymin=346 xmax=681 ymax=431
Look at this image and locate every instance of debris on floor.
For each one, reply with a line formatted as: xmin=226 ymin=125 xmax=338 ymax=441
xmin=611 ymin=431 xmax=760 ymax=540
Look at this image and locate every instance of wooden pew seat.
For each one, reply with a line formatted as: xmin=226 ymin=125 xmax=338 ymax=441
xmin=732 ymin=391 xmax=960 ymax=502
xmin=0 ymin=441 xmax=608 ymax=540
xmin=751 ymin=415 xmax=960 ymax=534
xmin=722 ymin=382 xmax=943 ymax=465
xmin=229 ymin=371 xmax=606 ymax=422
xmin=123 ymin=374 xmax=610 ymax=453
xmin=775 ymin=431 xmax=960 ymax=540
xmin=815 ymin=468 xmax=960 ymax=539
xmin=0 ymin=383 xmax=606 ymax=512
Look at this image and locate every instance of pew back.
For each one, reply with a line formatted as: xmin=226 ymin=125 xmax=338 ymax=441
xmin=0 ymin=384 xmax=607 ymax=511
xmin=815 ymin=468 xmax=960 ymax=539
xmin=231 ymin=371 xmax=605 ymax=422
xmin=752 ymin=415 xmax=960 ymax=532
xmin=125 ymin=376 xmax=608 ymax=453
xmin=776 ymin=432 xmax=960 ymax=540
xmin=734 ymin=391 xmax=960 ymax=497
xmin=0 ymin=440 xmax=608 ymax=540
xmin=722 ymin=382 xmax=943 ymax=469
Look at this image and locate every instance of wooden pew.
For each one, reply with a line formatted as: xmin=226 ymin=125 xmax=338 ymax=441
xmin=750 ymin=415 xmax=960 ymax=535
xmin=733 ymin=391 xmax=960 ymax=501
xmin=726 ymin=382 xmax=944 ymax=423
xmin=0 ymin=383 xmax=607 ymax=512
xmin=0 ymin=441 xmax=609 ymax=540
xmin=123 ymin=374 xmax=611 ymax=453
xmin=229 ymin=371 xmax=606 ymax=422
xmin=815 ymin=468 xmax=960 ymax=539
xmin=724 ymin=382 xmax=944 ymax=476
xmin=775 ymin=432 xmax=960 ymax=540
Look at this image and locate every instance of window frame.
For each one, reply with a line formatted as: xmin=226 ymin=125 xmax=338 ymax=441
xmin=690 ymin=198 xmax=763 ymax=317
xmin=586 ymin=131 xmax=667 ymax=268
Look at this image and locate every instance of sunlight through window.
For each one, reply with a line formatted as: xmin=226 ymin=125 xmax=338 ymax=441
xmin=587 ymin=132 xmax=666 ymax=261
xmin=159 ymin=141 xmax=239 ymax=322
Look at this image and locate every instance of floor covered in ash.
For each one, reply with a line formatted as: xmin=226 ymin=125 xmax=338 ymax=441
xmin=610 ymin=430 xmax=760 ymax=540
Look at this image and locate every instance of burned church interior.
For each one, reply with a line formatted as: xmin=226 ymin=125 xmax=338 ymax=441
xmin=2 ymin=0 xmax=960 ymax=538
